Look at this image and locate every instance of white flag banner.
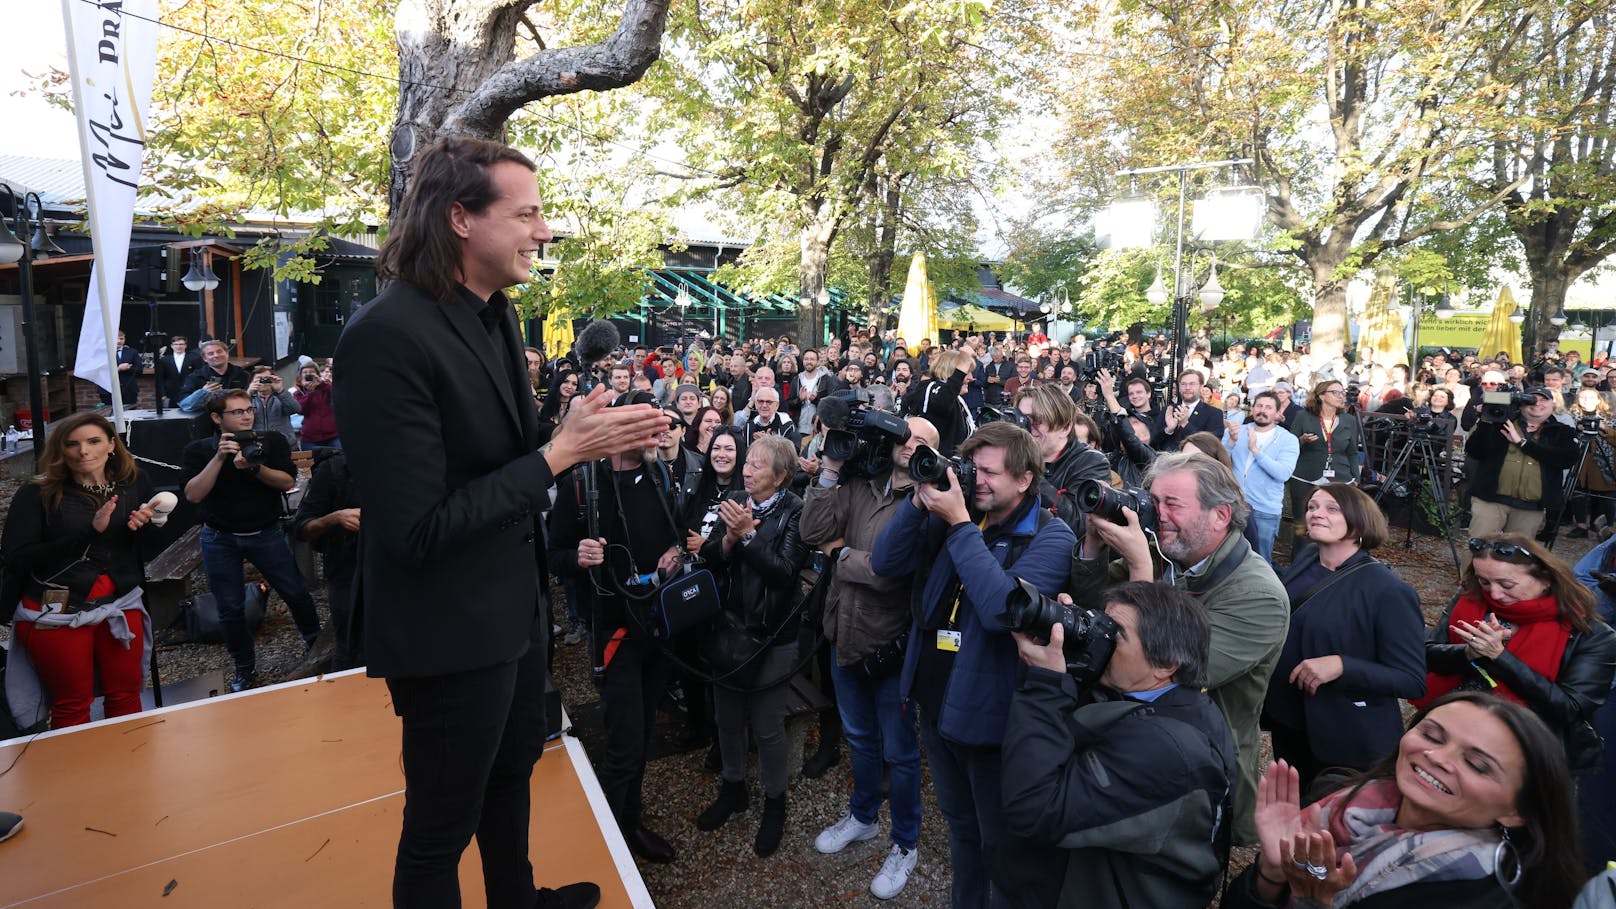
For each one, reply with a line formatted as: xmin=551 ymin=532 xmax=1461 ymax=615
xmin=61 ymin=0 xmax=159 ymax=424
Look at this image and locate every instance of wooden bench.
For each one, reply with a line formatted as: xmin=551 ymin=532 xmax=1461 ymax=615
xmin=144 ymin=524 xmax=204 ymax=633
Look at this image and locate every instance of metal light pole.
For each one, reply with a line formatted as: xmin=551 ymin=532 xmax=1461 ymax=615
xmin=1114 ymin=158 xmax=1256 ymax=391
xmin=0 ymin=186 xmax=55 ymax=468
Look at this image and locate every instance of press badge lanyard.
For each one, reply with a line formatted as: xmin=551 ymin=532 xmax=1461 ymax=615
xmin=937 ymin=515 xmax=990 ymax=653
xmin=1320 ymin=416 xmax=1337 ymax=479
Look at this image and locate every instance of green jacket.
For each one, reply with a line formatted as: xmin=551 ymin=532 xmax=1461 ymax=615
xmin=1068 ymin=529 xmax=1290 ymax=845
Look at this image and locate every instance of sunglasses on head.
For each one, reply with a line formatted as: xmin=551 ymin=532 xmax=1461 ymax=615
xmin=1466 ymin=538 xmax=1546 ymax=567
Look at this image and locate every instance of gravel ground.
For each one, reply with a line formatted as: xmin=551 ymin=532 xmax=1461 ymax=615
xmin=2 ymin=471 xmax=1601 ymax=905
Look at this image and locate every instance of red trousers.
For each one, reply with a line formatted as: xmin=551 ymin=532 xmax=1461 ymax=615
xmin=14 ymin=609 xmax=146 ymax=728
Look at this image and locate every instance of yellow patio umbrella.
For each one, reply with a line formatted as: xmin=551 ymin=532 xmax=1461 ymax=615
xmin=939 ymin=303 xmax=1015 ymax=332
xmin=1478 ymin=286 xmax=1523 ymax=364
xmin=1356 ymin=271 xmax=1408 ymax=367
xmin=896 ymin=252 xmax=940 ymax=345
xmin=543 ymin=308 xmax=575 ymax=357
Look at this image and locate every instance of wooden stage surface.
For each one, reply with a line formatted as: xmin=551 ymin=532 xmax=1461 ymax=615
xmin=0 ymin=670 xmax=652 ymax=908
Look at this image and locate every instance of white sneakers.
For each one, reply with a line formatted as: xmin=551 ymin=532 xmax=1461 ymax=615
xmin=871 ymin=844 xmax=919 ymax=900
xmin=814 ymin=814 xmax=918 ymax=900
xmin=814 ymin=812 xmax=878 ymax=853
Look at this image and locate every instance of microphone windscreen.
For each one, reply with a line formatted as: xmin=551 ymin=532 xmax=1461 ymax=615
xmin=816 ymin=393 xmax=852 ymax=430
xmin=574 ymin=320 xmax=621 ymax=366
xmin=146 ymin=491 xmax=179 ymax=527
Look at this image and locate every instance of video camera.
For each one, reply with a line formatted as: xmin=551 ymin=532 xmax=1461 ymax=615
xmin=819 ymin=390 xmax=911 ymax=477
xmin=1000 ymin=577 xmax=1119 ymax=685
xmin=1577 ymin=415 xmax=1611 ymax=436
xmin=908 ymin=443 xmax=976 ymax=498
xmin=976 ymin=404 xmax=1031 ymax=431
xmin=1074 ymin=479 xmax=1158 ymax=533
xmin=1479 ymin=388 xmax=1536 ymax=424
xmin=1082 ymin=344 xmax=1125 ymax=382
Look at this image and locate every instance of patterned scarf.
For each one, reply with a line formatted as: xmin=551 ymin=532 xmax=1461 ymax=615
xmin=1301 ymin=779 xmax=1501 ymax=906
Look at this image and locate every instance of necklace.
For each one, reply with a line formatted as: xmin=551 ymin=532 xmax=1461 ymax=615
xmin=77 ymin=481 xmax=118 ymax=499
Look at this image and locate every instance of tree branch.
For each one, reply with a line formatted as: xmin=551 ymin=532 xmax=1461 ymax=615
xmin=441 ymin=0 xmax=670 ymax=138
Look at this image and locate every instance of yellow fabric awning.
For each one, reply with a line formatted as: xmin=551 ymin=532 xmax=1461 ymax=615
xmin=896 ymin=253 xmax=940 ymax=345
xmin=543 ymin=309 xmax=575 ymax=356
xmin=939 ymin=304 xmax=1015 ymax=332
xmin=1478 ymin=287 xmax=1523 ymax=364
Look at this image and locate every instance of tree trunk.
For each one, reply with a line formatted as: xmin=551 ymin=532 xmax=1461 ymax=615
xmin=799 ymin=226 xmax=832 ymax=346
xmin=1308 ymin=262 xmax=1350 ymax=363
xmin=866 ymin=182 xmax=901 ymax=330
xmin=1523 ymin=267 xmax=1571 ymax=358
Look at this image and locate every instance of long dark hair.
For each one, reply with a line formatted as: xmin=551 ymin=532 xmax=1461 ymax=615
xmin=375 ymin=137 xmax=537 ymax=302
xmin=34 ymin=412 xmax=139 ymax=512
xmin=701 ymin=426 xmax=747 ymax=486
xmin=539 ymin=367 xmax=578 ymax=425
xmin=685 ymin=405 xmax=720 ymax=452
xmin=1347 ymin=691 xmax=1583 ymax=909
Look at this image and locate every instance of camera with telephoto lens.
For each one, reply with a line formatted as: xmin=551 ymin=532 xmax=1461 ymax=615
xmin=908 ymin=443 xmax=976 ymax=498
xmin=1074 ymin=478 xmax=1157 ymax=532
xmin=820 ymin=390 xmax=911 ymax=477
xmin=1406 ymin=406 xmax=1440 ymax=434
xmin=226 ymin=430 xmax=269 ymax=466
xmin=976 ymin=404 xmax=1031 ymax=431
xmin=1082 ymin=344 xmax=1125 ymax=382
xmin=1000 ymin=577 xmax=1119 ymax=685
xmin=1479 ymin=388 xmax=1535 ymax=424
xmin=1578 ymin=415 xmax=1608 ymax=436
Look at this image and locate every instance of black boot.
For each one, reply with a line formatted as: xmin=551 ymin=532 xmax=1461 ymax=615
xmin=754 ymin=794 xmax=786 ymax=857
xmin=696 ymin=780 xmax=748 ymax=831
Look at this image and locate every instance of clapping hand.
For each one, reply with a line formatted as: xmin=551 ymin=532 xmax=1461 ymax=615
xmin=719 ymin=498 xmax=759 ymax=542
xmin=1280 ymin=829 xmax=1358 ymax=903
xmin=1456 ymin=615 xmax=1508 ymax=660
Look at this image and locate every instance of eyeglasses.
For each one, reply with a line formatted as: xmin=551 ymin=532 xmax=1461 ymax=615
xmin=1466 ymin=538 xmax=1546 ymax=567
xmin=220 ymin=408 xmax=252 ymax=417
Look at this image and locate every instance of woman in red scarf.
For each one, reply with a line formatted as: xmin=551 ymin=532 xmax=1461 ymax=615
xmin=1419 ymin=534 xmax=1615 ymax=775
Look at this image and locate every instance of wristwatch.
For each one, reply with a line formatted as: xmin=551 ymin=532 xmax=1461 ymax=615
xmin=740 ymin=530 xmax=757 ymax=545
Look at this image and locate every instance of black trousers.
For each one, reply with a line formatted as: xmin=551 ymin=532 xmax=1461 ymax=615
xmin=598 ymin=634 xmax=670 ymax=832
xmin=386 ymin=613 xmax=548 ymax=909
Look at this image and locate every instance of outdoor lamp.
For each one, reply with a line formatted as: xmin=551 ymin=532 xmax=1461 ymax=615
xmin=29 ymin=222 xmax=64 ymax=260
xmin=200 ymin=257 xmax=220 ymax=290
xmin=1145 ymin=268 xmax=1170 ymax=306
xmin=181 ymin=255 xmax=206 ymax=291
xmin=1192 ymin=185 xmax=1265 ymax=243
xmin=0 ymin=219 xmax=22 ymax=265
xmin=1099 ymin=195 xmax=1157 ymax=250
xmin=1433 ymin=295 xmax=1455 ymax=319
xmin=1198 ymin=259 xmax=1225 ymax=313
xmin=1509 ymin=307 xmax=1526 ymax=325
xmin=1572 ymin=319 xmax=1589 ymax=334
xmin=1550 ymin=309 xmax=1568 ymax=327
xmin=675 ymin=285 xmax=692 ymax=310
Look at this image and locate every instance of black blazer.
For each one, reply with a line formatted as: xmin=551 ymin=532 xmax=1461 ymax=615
xmin=334 ymin=282 xmax=555 ymax=679
xmin=156 ymin=350 xmax=203 ymax=401
xmin=1151 ymin=400 xmax=1226 ymax=450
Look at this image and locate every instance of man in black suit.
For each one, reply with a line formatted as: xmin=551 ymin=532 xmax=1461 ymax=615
xmin=156 ymin=335 xmax=204 ymax=407
xmin=334 ymin=137 xmax=664 ymax=909
xmin=1152 ymin=369 xmax=1225 ymax=451
xmin=98 ymin=331 xmax=144 ymax=407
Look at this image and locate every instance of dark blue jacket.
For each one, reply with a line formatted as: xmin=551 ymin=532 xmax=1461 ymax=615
xmin=872 ymin=495 xmax=1076 ymax=747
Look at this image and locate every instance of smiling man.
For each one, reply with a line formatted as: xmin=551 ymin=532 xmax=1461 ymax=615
xmin=1066 ymin=451 xmax=1289 ymax=846
xmin=335 ymin=137 xmax=665 ymax=909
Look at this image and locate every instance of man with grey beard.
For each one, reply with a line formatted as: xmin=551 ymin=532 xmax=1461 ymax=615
xmin=1065 ymin=451 xmax=1288 ymax=847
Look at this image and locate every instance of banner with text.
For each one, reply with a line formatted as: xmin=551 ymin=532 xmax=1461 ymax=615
xmin=62 ymin=0 xmax=159 ymax=420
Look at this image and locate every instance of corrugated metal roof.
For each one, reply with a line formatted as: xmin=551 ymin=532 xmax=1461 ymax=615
xmin=0 ymin=155 xmax=86 ymax=207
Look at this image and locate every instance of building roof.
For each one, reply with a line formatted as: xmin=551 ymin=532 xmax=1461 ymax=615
xmin=0 ymin=155 xmax=88 ymax=208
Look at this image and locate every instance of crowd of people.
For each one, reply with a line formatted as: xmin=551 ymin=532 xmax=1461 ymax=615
xmin=4 ymin=135 xmax=1616 ymax=909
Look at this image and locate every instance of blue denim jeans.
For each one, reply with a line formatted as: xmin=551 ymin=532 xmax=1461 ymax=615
xmin=1249 ymin=510 xmax=1282 ymax=564
xmin=829 ymin=647 xmax=921 ymax=850
xmin=199 ymin=526 xmax=322 ymax=672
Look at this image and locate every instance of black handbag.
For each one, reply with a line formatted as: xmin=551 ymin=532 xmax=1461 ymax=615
xmin=850 ymin=630 xmax=909 ymax=682
xmin=701 ymin=610 xmax=770 ymax=687
xmin=650 ymin=566 xmax=722 ymax=639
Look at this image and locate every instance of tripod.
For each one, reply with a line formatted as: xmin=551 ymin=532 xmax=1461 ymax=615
xmin=1372 ymin=424 xmax=1463 ymax=578
xmin=1542 ymin=430 xmax=1601 ymax=551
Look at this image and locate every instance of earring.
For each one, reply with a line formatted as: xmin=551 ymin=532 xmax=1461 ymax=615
xmin=1494 ymin=826 xmax=1522 ymax=890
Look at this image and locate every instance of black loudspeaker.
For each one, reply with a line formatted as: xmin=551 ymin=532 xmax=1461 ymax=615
xmin=125 ymin=413 xmax=203 ymax=558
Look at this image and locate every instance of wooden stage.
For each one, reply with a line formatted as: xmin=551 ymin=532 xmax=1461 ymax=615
xmin=0 ymin=670 xmax=653 ymax=908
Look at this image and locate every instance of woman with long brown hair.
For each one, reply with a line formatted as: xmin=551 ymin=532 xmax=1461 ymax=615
xmin=1420 ymin=534 xmax=1616 ymax=776
xmin=3 ymin=412 xmax=164 ymax=729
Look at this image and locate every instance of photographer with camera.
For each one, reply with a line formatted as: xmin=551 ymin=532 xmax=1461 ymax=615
xmin=247 ymin=365 xmax=301 ymax=448
xmin=798 ymin=415 xmax=939 ymax=899
xmin=1001 ymin=582 xmax=1236 ymax=909
xmin=293 ymin=360 xmax=340 ymax=450
xmin=546 ymin=392 xmax=685 ymax=866
xmin=1094 ymin=370 xmax=1158 ymax=488
xmin=902 ymin=348 xmax=977 ymax=457
xmin=870 ymin=421 xmax=1076 ymax=907
xmin=182 ymin=389 xmax=322 ymax=693
xmin=1463 ymin=386 xmax=1579 ymax=568
xmin=177 ymin=339 xmax=253 ymax=414
xmin=1014 ymin=384 xmax=1111 ymax=539
xmin=1067 ymin=452 xmax=1289 ymax=845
